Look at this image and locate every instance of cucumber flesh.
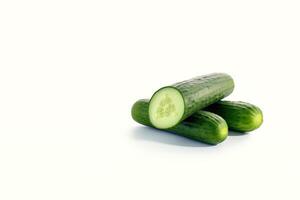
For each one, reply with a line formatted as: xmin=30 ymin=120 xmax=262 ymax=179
xmin=149 ymin=87 xmax=184 ymax=129
xmin=149 ymin=73 xmax=234 ymax=129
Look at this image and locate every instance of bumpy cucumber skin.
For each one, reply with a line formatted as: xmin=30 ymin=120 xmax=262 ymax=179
xmin=132 ymin=99 xmax=228 ymax=145
xmin=205 ymin=101 xmax=263 ymax=132
xmin=150 ymin=73 xmax=234 ymax=128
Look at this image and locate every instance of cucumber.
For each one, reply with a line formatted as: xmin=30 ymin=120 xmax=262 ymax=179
xmin=149 ymin=73 xmax=234 ymax=129
xmin=132 ymin=99 xmax=228 ymax=145
xmin=205 ymin=101 xmax=263 ymax=132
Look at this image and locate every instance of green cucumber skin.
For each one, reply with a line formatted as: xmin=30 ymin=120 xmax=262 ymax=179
xmin=151 ymin=73 xmax=234 ymax=127
xmin=205 ymin=101 xmax=263 ymax=132
xmin=132 ymin=99 xmax=228 ymax=145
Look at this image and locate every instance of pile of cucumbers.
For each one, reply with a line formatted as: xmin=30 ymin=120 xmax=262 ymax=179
xmin=131 ymin=73 xmax=263 ymax=145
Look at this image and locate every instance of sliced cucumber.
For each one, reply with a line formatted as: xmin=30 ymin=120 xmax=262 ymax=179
xmin=149 ymin=73 xmax=234 ymax=129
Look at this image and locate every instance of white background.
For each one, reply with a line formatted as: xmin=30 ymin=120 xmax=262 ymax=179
xmin=0 ymin=0 xmax=299 ymax=199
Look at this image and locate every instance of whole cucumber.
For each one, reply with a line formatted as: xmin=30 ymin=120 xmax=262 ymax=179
xmin=205 ymin=101 xmax=263 ymax=132
xmin=132 ymin=99 xmax=228 ymax=145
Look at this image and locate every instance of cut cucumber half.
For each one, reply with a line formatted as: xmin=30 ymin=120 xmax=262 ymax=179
xmin=149 ymin=87 xmax=185 ymax=129
xmin=149 ymin=73 xmax=234 ymax=129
